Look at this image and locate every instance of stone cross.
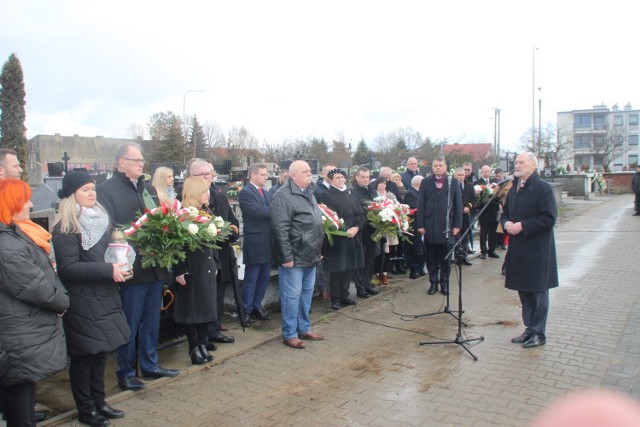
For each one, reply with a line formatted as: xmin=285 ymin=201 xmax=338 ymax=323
xmin=62 ymin=151 xmax=70 ymax=173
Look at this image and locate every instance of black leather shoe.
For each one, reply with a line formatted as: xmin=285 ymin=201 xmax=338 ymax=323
xmin=523 ymin=334 xmax=546 ymax=348
xmin=199 ymin=344 xmax=214 ymax=362
xmin=440 ymin=285 xmax=449 ymax=295
xmin=462 ymin=258 xmax=473 ymax=266
xmin=210 ymin=333 xmax=235 ymax=344
xmin=141 ymin=367 xmax=180 ymax=380
xmin=78 ymin=411 xmax=110 ymax=427
xmin=205 ymin=342 xmax=217 ymax=351
xmin=488 ymin=252 xmax=500 ymax=258
xmin=480 ymin=253 xmax=487 ymax=259
xmin=34 ymin=411 xmax=46 ymax=422
xmin=97 ymin=404 xmax=124 ymax=419
xmin=409 ymin=271 xmax=419 ymax=279
xmin=341 ymin=298 xmax=357 ymax=306
xmin=396 ymin=264 xmax=407 ymax=274
xmin=117 ymin=376 xmax=145 ymax=391
xmin=241 ymin=314 xmax=252 ymax=327
xmin=189 ymin=346 xmax=207 ymax=365
xmin=365 ymin=287 xmax=379 ymax=295
xmin=356 ymin=291 xmax=369 ymax=298
xmin=511 ymin=330 xmax=532 ymax=343
xmin=427 ymin=283 xmax=438 ymax=295
xmin=418 ymin=270 xmax=427 ymax=276
xmin=331 ymin=302 xmax=341 ymax=310
xmin=391 ymin=265 xmax=400 ymax=275
xmin=500 ymin=245 xmax=507 ymax=250
xmin=251 ymin=308 xmax=272 ymax=320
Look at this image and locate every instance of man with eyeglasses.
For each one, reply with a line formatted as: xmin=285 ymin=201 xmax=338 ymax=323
xmin=238 ymin=163 xmax=273 ymax=326
xmin=97 ymin=143 xmax=180 ymax=391
xmin=189 ymin=160 xmax=241 ymax=343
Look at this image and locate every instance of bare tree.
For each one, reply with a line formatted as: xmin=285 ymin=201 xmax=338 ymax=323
xmin=593 ymin=126 xmax=627 ymax=172
xmin=203 ymin=120 xmax=226 ymax=149
xmin=127 ymin=122 xmax=145 ymax=139
xmin=519 ymin=122 xmax=573 ymax=169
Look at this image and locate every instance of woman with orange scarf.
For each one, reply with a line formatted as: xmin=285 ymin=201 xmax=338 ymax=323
xmin=0 ymin=178 xmax=69 ymax=427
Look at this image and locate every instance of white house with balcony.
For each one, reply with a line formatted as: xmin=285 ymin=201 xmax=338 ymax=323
xmin=557 ymin=103 xmax=639 ymax=171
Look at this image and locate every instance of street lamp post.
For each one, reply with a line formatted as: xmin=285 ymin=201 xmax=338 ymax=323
xmin=183 ymin=90 xmax=204 ymax=158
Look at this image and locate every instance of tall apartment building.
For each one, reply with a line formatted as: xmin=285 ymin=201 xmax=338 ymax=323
xmin=557 ymin=103 xmax=639 ymax=172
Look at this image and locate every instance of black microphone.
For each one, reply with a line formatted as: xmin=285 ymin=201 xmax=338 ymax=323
xmin=495 ymin=175 xmax=514 ymax=186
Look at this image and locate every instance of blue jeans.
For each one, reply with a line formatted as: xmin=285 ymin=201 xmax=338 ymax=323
xmin=242 ymin=263 xmax=271 ymax=314
xmin=116 ymin=280 xmax=163 ymax=379
xmin=278 ymin=266 xmax=316 ymax=340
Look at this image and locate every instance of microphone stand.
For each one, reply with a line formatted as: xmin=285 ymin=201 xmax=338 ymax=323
xmin=418 ymin=180 xmax=509 ymax=360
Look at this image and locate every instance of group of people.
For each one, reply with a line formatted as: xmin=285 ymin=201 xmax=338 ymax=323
xmin=0 ymin=145 xmax=560 ymax=426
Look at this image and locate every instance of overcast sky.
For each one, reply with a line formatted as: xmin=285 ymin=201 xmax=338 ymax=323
xmin=1 ymin=0 xmax=638 ymax=152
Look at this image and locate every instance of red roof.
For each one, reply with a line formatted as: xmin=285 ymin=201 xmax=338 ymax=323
xmin=442 ymin=143 xmax=493 ymax=162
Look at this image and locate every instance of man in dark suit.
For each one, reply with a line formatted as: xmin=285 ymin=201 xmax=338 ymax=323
xmin=454 ymin=167 xmax=475 ymax=266
xmin=238 ymin=163 xmax=273 ymax=326
xmin=475 ymin=165 xmax=500 ymax=259
xmin=415 ymin=157 xmax=462 ymax=295
xmin=190 ymin=161 xmax=241 ymax=344
xmin=403 ymin=175 xmax=426 ymax=278
xmin=501 ymin=152 xmax=558 ymax=348
xmin=401 ymin=157 xmax=420 ymax=189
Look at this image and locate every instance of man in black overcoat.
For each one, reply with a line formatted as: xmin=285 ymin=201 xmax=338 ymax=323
xmin=475 ymin=165 xmax=500 ymax=259
xmin=453 ymin=167 xmax=476 ymax=266
xmin=350 ymin=167 xmax=380 ymax=297
xmin=403 ymin=175 xmax=426 ymax=279
xmin=415 ymin=157 xmax=462 ymax=295
xmin=501 ymin=152 xmax=558 ymax=348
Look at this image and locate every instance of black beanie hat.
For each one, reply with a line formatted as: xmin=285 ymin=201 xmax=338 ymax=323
xmin=58 ymin=170 xmax=95 ymax=199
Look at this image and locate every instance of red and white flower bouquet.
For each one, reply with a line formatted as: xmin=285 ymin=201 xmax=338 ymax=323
xmin=366 ymin=196 xmax=415 ymax=243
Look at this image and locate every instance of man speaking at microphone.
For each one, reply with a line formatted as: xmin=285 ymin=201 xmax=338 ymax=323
xmin=501 ymin=152 xmax=558 ymax=348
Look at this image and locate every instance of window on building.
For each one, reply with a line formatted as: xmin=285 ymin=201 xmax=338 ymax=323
xmin=630 ymin=115 xmax=639 ymax=126
xmin=594 ymin=115 xmax=606 ymax=130
xmin=614 ymin=115 xmax=623 ymax=126
xmin=575 ymin=115 xmax=591 ymax=128
xmin=594 ymin=135 xmax=605 ymax=149
xmin=629 ymin=155 xmax=638 ymax=167
xmin=593 ymin=155 xmax=605 ymax=166
xmin=629 ymin=135 xmax=638 ymax=146
xmin=574 ymin=135 xmax=590 ymax=148
xmin=574 ymin=155 xmax=590 ymax=170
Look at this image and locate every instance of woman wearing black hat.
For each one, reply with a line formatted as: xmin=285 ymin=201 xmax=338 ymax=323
xmin=52 ymin=170 xmax=130 ymax=427
xmin=321 ymin=168 xmax=365 ymax=310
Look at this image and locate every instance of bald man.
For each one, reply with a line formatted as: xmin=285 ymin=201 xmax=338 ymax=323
xmin=271 ymin=160 xmax=325 ymax=349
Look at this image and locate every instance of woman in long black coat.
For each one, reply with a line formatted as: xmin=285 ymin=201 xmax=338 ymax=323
xmin=52 ymin=170 xmax=130 ymax=427
xmin=174 ymin=177 xmax=219 ymax=365
xmin=0 ymin=179 xmax=69 ymax=427
xmin=321 ymin=168 xmax=365 ymax=310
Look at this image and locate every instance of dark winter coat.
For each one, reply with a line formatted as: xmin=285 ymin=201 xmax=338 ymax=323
xmin=173 ymin=246 xmax=218 ymax=324
xmin=97 ymin=169 xmax=167 ymax=285
xmin=403 ymin=186 xmax=425 ymax=257
xmin=401 ymin=169 xmax=420 ymax=191
xmin=208 ymin=184 xmax=240 ymax=283
xmin=461 ymin=180 xmax=477 ymax=230
xmin=415 ymin=174 xmax=463 ymax=245
xmin=351 ymin=184 xmax=376 ymax=249
xmin=321 ymin=186 xmax=365 ymax=273
xmin=474 ymin=177 xmax=500 ymax=224
xmin=0 ymin=223 xmax=69 ymax=387
xmin=238 ymin=184 xmax=272 ymax=265
xmin=632 ymin=172 xmax=640 ymax=194
xmin=271 ymin=180 xmax=324 ymax=267
xmin=52 ymin=222 xmax=130 ymax=356
xmin=500 ymin=172 xmax=559 ymax=292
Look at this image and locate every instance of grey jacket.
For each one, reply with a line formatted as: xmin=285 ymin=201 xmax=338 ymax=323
xmin=270 ymin=180 xmax=324 ymax=267
xmin=0 ymin=223 xmax=69 ymax=387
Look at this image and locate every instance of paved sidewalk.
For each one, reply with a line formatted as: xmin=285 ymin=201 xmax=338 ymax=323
xmin=41 ymin=194 xmax=640 ymax=426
